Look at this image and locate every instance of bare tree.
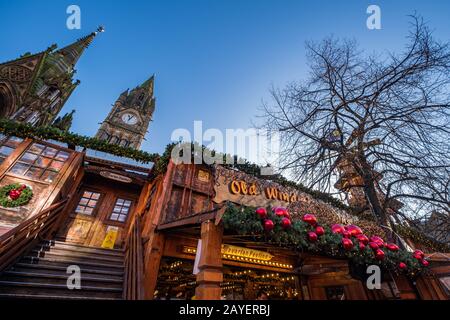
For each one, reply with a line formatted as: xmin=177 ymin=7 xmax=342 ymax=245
xmin=262 ymin=16 xmax=450 ymax=234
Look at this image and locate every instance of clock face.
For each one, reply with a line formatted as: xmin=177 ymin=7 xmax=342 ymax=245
xmin=121 ymin=113 xmax=138 ymax=125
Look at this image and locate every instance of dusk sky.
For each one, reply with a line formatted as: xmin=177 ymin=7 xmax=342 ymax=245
xmin=1 ymin=0 xmax=449 ymax=156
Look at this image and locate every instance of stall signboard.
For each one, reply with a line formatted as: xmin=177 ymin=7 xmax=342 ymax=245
xmin=213 ymin=165 xmax=310 ymax=208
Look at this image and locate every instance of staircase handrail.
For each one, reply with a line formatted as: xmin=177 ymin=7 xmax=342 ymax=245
xmin=0 ymin=198 xmax=68 ymax=273
xmin=123 ymin=214 xmax=144 ymax=300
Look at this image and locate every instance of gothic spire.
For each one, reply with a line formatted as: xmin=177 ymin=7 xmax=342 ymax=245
xmin=139 ymin=74 xmax=155 ymax=95
xmin=55 ymin=26 xmax=104 ymax=70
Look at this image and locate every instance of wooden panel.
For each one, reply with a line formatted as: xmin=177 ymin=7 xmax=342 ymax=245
xmin=58 ymin=173 xmax=141 ymax=248
xmin=161 ymin=162 xmax=215 ymax=224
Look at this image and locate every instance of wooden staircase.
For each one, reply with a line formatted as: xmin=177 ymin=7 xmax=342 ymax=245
xmin=0 ymin=239 xmax=124 ymax=300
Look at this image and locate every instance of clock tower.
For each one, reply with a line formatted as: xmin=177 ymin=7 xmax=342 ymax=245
xmin=95 ymin=76 xmax=156 ymax=149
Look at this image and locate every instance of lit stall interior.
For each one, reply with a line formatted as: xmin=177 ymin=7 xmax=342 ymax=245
xmin=154 ymin=257 xmax=300 ymax=300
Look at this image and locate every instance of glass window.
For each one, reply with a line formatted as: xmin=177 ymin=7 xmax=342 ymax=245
xmin=75 ymin=191 xmax=101 ymax=215
xmin=0 ymin=136 xmax=24 ymax=164
xmin=8 ymin=142 xmax=70 ymax=182
xmin=109 ymin=198 xmax=132 ymax=222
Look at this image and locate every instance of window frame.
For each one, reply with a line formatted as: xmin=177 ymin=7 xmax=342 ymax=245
xmin=0 ymin=135 xmax=24 ymax=165
xmin=6 ymin=140 xmax=73 ymax=184
xmin=73 ymin=189 xmax=104 ymax=217
xmin=108 ymin=196 xmax=134 ymax=224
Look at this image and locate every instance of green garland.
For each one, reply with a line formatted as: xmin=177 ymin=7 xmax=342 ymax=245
xmin=0 ymin=119 xmax=160 ymax=164
xmin=222 ymin=204 xmax=428 ymax=278
xmin=0 ymin=183 xmax=33 ymax=208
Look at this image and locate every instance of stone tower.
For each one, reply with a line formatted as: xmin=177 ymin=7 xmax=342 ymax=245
xmin=0 ymin=27 xmax=103 ymax=125
xmin=95 ymin=76 xmax=156 ymax=149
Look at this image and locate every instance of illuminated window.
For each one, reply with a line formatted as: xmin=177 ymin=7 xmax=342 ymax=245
xmin=9 ymin=142 xmax=70 ymax=183
xmin=75 ymin=191 xmax=101 ymax=215
xmin=109 ymin=198 xmax=132 ymax=222
xmin=0 ymin=135 xmax=24 ymax=165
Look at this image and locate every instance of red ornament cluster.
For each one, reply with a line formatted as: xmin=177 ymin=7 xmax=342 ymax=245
xmin=255 ymin=207 xmax=292 ymax=232
xmin=254 ymin=207 xmax=430 ymax=271
xmin=412 ymin=249 xmax=428 ymax=266
xmin=8 ymin=184 xmax=27 ymax=201
xmin=302 ymin=214 xmax=327 ymax=243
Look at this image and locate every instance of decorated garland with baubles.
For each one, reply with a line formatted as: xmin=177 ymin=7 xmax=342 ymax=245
xmin=222 ymin=205 xmax=429 ymax=277
xmin=0 ymin=183 xmax=33 ymax=208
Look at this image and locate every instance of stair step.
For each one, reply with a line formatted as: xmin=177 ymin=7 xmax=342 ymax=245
xmin=32 ymin=245 xmax=124 ymax=263
xmin=0 ymin=281 xmax=123 ymax=299
xmin=0 ymin=293 xmax=120 ymax=300
xmin=21 ymin=256 xmax=124 ymax=272
xmin=28 ymin=250 xmax=124 ymax=266
xmin=40 ymin=240 xmax=124 ymax=257
xmin=11 ymin=262 xmax=124 ymax=279
xmin=0 ymin=280 xmax=123 ymax=292
xmin=2 ymin=271 xmax=123 ymax=288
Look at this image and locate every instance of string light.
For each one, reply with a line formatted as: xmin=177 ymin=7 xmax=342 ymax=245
xmin=182 ymin=246 xmax=293 ymax=269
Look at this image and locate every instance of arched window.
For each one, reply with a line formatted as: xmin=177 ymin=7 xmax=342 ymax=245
xmin=0 ymin=83 xmax=15 ymax=118
xmin=109 ymin=135 xmax=119 ymax=144
xmin=100 ymin=131 xmax=110 ymax=141
xmin=119 ymin=139 xmax=128 ymax=147
xmin=27 ymin=111 xmax=40 ymax=125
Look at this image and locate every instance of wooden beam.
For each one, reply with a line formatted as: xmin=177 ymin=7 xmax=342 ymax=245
xmin=157 ymin=211 xmax=218 ymax=231
xmin=195 ymin=220 xmax=223 ymax=300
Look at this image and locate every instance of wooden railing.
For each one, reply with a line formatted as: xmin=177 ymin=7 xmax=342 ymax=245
xmin=123 ymin=214 xmax=144 ymax=300
xmin=0 ymin=198 xmax=68 ymax=273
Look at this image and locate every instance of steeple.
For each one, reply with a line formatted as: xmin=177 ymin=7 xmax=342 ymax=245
xmin=95 ymin=75 xmax=156 ymax=150
xmin=55 ymin=26 xmax=104 ymax=70
xmin=1 ymin=27 xmax=104 ymax=127
xmin=52 ymin=109 xmax=75 ymax=131
xmin=139 ymin=74 xmax=154 ymax=95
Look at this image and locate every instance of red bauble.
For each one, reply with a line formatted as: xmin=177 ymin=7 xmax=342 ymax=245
xmin=375 ymin=249 xmax=385 ymax=260
xmin=302 ymin=214 xmax=317 ymax=226
xmin=255 ymin=207 xmax=268 ymax=219
xmin=346 ymin=225 xmax=363 ymax=236
xmin=307 ymin=231 xmax=318 ymax=242
xmin=413 ymin=250 xmax=424 ymax=260
xmin=370 ymin=236 xmax=385 ymax=247
xmin=356 ymin=234 xmax=369 ymax=245
xmin=342 ymin=230 xmax=352 ymax=238
xmin=331 ymin=224 xmax=345 ymax=234
xmin=264 ymin=219 xmax=274 ymax=232
xmin=386 ymin=243 xmax=399 ymax=252
xmin=315 ymin=226 xmax=325 ymax=236
xmin=369 ymin=242 xmax=379 ymax=250
xmin=399 ymin=262 xmax=407 ymax=270
xmin=9 ymin=189 xmax=21 ymax=200
xmin=342 ymin=238 xmax=354 ymax=250
xmin=20 ymin=184 xmax=27 ymax=191
xmin=281 ymin=217 xmax=292 ymax=229
xmin=274 ymin=207 xmax=288 ymax=217
xmin=421 ymin=259 xmax=429 ymax=267
xmin=359 ymin=242 xmax=366 ymax=251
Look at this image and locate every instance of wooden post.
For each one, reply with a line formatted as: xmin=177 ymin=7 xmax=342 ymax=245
xmin=143 ymin=233 xmax=165 ymax=299
xmin=195 ymin=220 xmax=223 ymax=300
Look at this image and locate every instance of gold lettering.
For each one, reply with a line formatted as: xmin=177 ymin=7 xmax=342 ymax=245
xmin=248 ymin=183 xmax=258 ymax=195
xmin=265 ymin=187 xmax=278 ymax=200
xmin=240 ymin=181 xmax=248 ymax=195
xmin=230 ymin=180 xmax=241 ymax=194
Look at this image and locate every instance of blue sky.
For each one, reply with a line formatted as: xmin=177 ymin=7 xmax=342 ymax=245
xmin=0 ymin=0 xmax=449 ymax=156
